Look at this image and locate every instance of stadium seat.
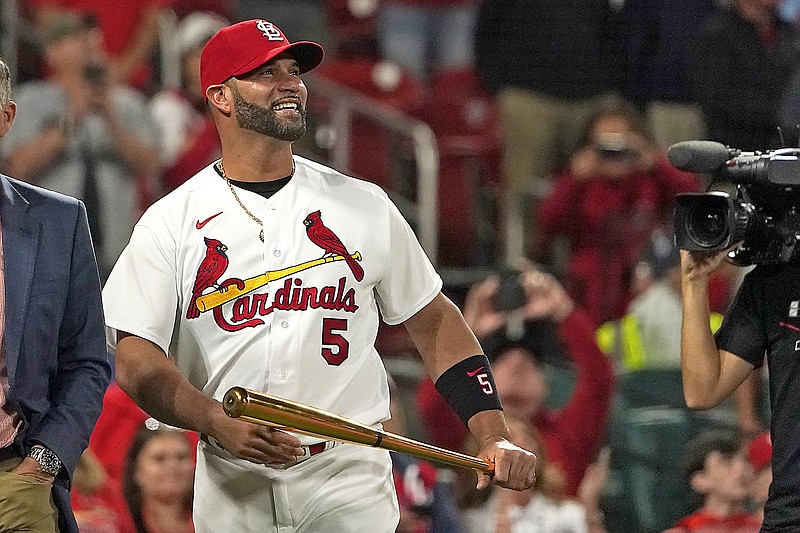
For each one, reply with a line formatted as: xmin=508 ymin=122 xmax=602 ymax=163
xmin=617 ymin=407 xmax=698 ymax=532
xmin=308 ymin=58 xmax=427 ymax=191
xmin=325 ymin=0 xmax=380 ymax=58
xmin=412 ymin=68 xmax=502 ymax=266
xmin=604 ymin=375 xmax=738 ymax=533
xmin=618 ymin=368 xmax=685 ymax=409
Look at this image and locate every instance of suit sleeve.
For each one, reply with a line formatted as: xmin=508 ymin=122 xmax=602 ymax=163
xmin=30 ymin=200 xmax=112 ymax=476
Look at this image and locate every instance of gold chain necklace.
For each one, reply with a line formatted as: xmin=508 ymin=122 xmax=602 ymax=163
xmin=216 ymin=159 xmax=295 ymax=243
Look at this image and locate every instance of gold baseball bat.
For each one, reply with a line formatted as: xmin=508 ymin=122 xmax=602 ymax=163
xmin=196 ymin=252 xmax=362 ymax=312
xmin=223 ymin=386 xmax=494 ymax=474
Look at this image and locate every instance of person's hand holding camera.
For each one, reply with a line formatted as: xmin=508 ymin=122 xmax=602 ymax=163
xmin=83 ymin=61 xmax=113 ymax=117
xmin=463 ymin=275 xmax=508 ymax=339
xmin=679 ymin=248 xmax=733 ymax=283
xmin=520 ymin=270 xmax=575 ymax=323
xmin=569 ymin=146 xmax=601 ymax=182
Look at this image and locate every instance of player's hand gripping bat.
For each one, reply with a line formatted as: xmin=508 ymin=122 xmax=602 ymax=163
xmin=223 ymin=386 xmax=494 ymax=474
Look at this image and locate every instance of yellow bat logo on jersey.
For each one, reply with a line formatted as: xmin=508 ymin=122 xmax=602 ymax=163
xmin=195 ymin=251 xmax=362 ymax=313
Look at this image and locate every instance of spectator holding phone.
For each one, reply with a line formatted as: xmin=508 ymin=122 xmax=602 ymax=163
xmin=417 ymin=265 xmax=615 ymax=497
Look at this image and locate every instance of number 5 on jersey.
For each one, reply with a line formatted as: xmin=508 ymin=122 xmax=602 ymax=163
xmin=321 ymin=318 xmax=349 ymax=365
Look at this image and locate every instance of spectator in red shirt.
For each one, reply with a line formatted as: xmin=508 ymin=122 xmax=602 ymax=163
xmin=28 ymin=0 xmax=172 ymax=91
xmin=88 ymin=382 xmax=149 ymax=485
xmin=666 ymin=429 xmax=761 ymax=533
xmin=747 ymin=431 xmax=772 ymax=523
xmin=416 ymin=265 xmax=615 ymax=497
xmin=537 ymin=99 xmax=699 ymax=325
xmin=71 ymin=448 xmax=136 ymax=533
xmin=89 ymin=383 xmax=199 ymax=486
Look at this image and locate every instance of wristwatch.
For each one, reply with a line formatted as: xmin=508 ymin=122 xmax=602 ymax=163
xmin=28 ymin=446 xmax=62 ymax=476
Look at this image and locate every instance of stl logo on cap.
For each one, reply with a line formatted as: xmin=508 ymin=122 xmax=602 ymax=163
xmin=256 ymin=20 xmax=284 ymax=42
xmin=200 ymin=19 xmax=324 ymax=96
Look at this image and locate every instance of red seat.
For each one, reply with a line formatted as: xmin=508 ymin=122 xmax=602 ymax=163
xmin=313 ymin=58 xmax=425 ymax=111
xmin=325 ymin=0 xmax=380 ymax=58
xmin=310 ymin=59 xmax=427 ymax=189
xmin=412 ymin=68 xmax=502 ymax=265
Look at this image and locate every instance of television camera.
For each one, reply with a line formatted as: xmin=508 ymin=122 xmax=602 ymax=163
xmin=670 ymin=140 xmax=800 ymax=266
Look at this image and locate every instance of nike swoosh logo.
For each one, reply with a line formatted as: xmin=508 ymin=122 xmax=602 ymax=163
xmin=196 ymin=211 xmax=223 ymax=229
xmin=466 ymin=366 xmax=486 ymax=377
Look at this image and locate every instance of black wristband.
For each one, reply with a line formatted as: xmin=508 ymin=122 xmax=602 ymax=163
xmin=434 ymin=355 xmax=503 ymax=426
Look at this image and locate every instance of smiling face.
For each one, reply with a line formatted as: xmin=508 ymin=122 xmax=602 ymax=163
xmin=225 ymin=53 xmax=308 ymax=142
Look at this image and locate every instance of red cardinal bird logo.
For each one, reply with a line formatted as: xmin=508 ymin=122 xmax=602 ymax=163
xmin=187 ymin=237 xmax=229 ymax=319
xmin=303 ymin=210 xmax=364 ymax=281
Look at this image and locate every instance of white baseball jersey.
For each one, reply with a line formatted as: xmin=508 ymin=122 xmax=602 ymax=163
xmin=103 ymin=156 xmax=442 ymax=457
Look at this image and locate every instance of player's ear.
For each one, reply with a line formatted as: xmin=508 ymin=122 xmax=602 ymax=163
xmin=207 ymin=83 xmax=232 ymax=115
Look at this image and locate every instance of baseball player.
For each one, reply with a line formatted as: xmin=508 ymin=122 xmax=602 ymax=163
xmin=102 ymin=19 xmax=536 ymax=533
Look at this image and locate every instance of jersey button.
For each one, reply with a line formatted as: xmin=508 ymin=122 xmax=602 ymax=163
xmin=278 ymin=371 xmax=287 ymax=380
xmin=273 ymin=250 xmax=281 ymax=257
xmin=280 ymin=321 xmax=289 ymax=329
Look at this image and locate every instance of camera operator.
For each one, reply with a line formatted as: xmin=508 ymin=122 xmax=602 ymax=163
xmin=680 ymin=246 xmax=800 ymax=530
xmin=537 ymin=100 xmax=699 ymax=326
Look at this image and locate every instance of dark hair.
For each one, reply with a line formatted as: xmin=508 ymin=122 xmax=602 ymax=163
xmin=482 ymin=319 xmax=570 ymax=369
xmin=680 ymin=429 xmax=744 ymax=512
xmin=682 ymin=429 xmax=744 ymax=485
xmin=576 ymin=99 xmax=654 ymax=151
xmin=121 ymin=421 xmax=194 ymax=533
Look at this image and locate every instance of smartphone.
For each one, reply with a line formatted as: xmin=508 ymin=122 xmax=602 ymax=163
xmin=494 ymin=269 xmax=527 ymax=312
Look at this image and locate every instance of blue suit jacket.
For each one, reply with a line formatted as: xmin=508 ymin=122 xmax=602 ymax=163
xmin=1 ymin=174 xmax=111 ymax=533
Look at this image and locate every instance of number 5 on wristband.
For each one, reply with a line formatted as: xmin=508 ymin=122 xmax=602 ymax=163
xmin=435 ymin=355 xmax=503 ymax=425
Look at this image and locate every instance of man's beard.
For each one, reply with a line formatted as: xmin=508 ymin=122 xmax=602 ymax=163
xmin=230 ymin=84 xmax=306 ymax=142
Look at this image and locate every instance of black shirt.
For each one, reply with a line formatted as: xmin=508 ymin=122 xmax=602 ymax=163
xmin=213 ymin=163 xmax=292 ymax=199
xmin=716 ymin=264 xmax=800 ymax=531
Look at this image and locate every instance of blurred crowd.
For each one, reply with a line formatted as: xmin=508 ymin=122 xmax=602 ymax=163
xmin=0 ymin=0 xmax=796 ymax=531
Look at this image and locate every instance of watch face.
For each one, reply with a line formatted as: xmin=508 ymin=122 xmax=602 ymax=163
xmin=30 ymin=447 xmax=61 ymax=475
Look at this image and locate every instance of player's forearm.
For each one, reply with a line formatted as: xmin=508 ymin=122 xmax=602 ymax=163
xmin=680 ymin=277 xmax=724 ymax=409
xmin=404 ymin=292 xmax=484 ymax=379
xmin=115 ymin=335 xmax=222 ymax=436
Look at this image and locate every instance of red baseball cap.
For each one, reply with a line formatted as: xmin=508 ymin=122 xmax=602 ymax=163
xmin=200 ymin=19 xmax=324 ymax=96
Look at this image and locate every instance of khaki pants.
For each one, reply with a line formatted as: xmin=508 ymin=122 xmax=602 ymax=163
xmin=496 ymin=87 xmax=616 ymax=261
xmin=645 ymin=101 xmax=706 ymax=151
xmin=0 ymin=457 xmax=59 ymax=533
